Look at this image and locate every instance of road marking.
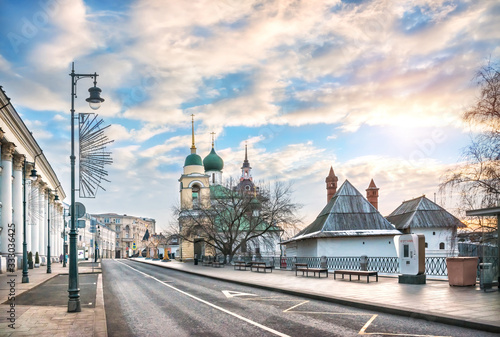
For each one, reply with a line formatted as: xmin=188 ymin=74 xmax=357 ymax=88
xmin=116 ymin=260 xmax=290 ymax=337
xmin=359 ymin=314 xmax=378 ymax=334
xmin=283 ymin=301 xmax=309 ymax=312
xmin=222 ymin=290 xmax=257 ymax=298
xmin=284 ymin=302 xmax=450 ymax=337
xmin=242 ymin=296 xmax=297 ymax=301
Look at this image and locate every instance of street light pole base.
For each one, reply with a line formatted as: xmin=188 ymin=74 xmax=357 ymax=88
xmin=68 ymin=300 xmax=81 ymax=312
xmin=22 ymin=276 xmax=29 ymax=283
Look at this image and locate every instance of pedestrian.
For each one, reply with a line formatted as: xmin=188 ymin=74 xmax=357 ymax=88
xmin=59 ymin=254 xmax=63 ymax=263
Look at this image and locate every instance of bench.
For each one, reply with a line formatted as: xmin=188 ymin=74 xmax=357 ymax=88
xmin=212 ymin=261 xmax=224 ymax=268
xmin=233 ymin=261 xmax=251 ymax=271
xmin=202 ymin=259 xmax=213 ymax=266
xmin=250 ymin=262 xmax=273 ymax=273
xmin=295 ymin=263 xmax=328 ymax=278
xmin=334 ymin=270 xmax=378 ymax=283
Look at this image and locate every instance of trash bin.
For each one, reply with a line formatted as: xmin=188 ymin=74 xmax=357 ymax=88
xmin=479 ymin=263 xmax=493 ymax=290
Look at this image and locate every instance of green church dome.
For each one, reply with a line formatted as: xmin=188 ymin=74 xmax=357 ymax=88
xmin=203 ymin=148 xmax=224 ymax=171
xmin=184 ymin=153 xmax=203 ymax=167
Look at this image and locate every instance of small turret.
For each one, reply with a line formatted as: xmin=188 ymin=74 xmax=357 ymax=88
xmin=325 ymin=167 xmax=338 ymax=202
xmin=366 ymin=179 xmax=379 ymax=210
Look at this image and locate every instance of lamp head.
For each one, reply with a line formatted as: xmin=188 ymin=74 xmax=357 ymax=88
xmin=86 ymin=86 xmax=105 ymax=110
xmin=30 ymin=168 xmax=38 ymax=181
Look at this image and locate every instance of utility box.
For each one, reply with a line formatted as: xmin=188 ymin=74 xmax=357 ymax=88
xmin=398 ymin=234 xmax=426 ymax=284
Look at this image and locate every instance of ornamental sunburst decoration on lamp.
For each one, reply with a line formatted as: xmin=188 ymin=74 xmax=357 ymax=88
xmin=78 ymin=113 xmax=114 ymax=198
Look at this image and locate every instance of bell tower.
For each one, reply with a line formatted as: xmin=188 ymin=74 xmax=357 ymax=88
xmin=325 ymin=167 xmax=338 ymax=202
xmin=366 ymin=179 xmax=379 ymax=210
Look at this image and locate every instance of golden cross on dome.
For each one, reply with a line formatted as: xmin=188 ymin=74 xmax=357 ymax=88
xmin=210 ymin=132 xmax=216 ymax=148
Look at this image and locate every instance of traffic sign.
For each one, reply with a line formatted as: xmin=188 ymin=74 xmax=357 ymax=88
xmin=132 ymin=242 xmax=137 ymax=250
xmin=77 ymin=220 xmax=86 ymax=228
xmin=75 ymin=202 xmax=86 ymax=218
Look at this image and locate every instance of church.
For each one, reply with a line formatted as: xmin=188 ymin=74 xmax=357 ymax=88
xmin=177 ymin=117 xmax=280 ymax=261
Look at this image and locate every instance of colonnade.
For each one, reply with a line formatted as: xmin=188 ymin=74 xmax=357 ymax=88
xmin=0 ymin=140 xmax=65 ymax=270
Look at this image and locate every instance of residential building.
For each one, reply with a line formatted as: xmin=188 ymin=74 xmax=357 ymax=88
xmin=76 ymin=214 xmax=116 ymax=260
xmin=91 ymin=213 xmax=156 ymax=258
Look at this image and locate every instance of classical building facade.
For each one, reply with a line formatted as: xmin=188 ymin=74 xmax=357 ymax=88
xmin=77 ymin=214 xmax=116 ymax=260
xmin=91 ymin=213 xmax=156 ymax=258
xmin=0 ymin=87 xmax=66 ymax=273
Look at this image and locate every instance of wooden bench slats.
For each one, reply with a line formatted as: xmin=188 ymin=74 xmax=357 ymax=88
xmin=295 ymin=263 xmax=328 ymax=278
xmin=250 ymin=262 xmax=273 ymax=273
xmin=333 ymin=270 xmax=378 ymax=283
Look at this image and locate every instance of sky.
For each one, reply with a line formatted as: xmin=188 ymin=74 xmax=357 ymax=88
xmin=0 ymin=0 xmax=498 ymax=232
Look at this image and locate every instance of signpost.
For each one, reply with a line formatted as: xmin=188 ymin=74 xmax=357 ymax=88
xmin=74 ymin=202 xmax=86 ymax=219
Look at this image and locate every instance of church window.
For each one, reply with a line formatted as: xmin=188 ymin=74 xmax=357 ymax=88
xmin=192 ymin=184 xmax=200 ymax=209
xmin=439 ymin=242 xmax=445 ymax=249
xmin=241 ymin=241 xmax=247 ymax=253
xmin=212 ymin=173 xmax=215 ymax=183
xmin=245 ymin=185 xmax=250 ymax=191
xmin=425 ymin=242 xmax=428 ymax=248
xmin=433 ymin=232 xmax=436 ymax=235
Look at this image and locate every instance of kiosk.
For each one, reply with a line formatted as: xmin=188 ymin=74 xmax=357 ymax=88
xmin=397 ymin=234 xmax=426 ymax=284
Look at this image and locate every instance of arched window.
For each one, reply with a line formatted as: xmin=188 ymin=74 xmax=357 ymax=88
xmin=439 ymin=242 xmax=445 ymax=250
xmin=425 ymin=242 xmax=428 ymax=248
xmin=192 ymin=184 xmax=200 ymax=209
xmin=125 ymin=225 xmax=130 ymax=238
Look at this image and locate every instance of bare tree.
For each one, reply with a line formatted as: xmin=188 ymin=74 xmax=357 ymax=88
xmin=174 ymin=181 xmax=301 ymax=263
xmin=441 ymin=63 xmax=500 ymax=233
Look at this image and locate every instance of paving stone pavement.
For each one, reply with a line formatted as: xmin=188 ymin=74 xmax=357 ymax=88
xmin=131 ymin=257 xmax=500 ymax=333
xmin=0 ymin=260 xmax=106 ymax=337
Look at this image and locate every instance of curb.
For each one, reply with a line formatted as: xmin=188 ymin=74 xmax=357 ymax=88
xmin=130 ymin=259 xmax=500 ymax=334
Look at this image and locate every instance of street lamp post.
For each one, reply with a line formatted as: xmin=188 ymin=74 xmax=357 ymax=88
xmin=63 ymin=208 xmax=68 ymax=267
xmin=47 ymin=188 xmax=51 ymax=274
xmin=68 ymin=62 xmax=104 ymax=313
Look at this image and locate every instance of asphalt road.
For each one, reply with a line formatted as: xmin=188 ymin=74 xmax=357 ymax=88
xmin=102 ymin=259 xmax=497 ymax=337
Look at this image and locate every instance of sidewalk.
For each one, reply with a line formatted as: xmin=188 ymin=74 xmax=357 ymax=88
xmin=131 ymin=258 xmax=500 ymax=333
xmin=0 ymin=261 xmax=106 ymax=337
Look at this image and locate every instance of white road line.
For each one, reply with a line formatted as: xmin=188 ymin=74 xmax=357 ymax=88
xmin=283 ymin=301 xmax=309 ymax=312
xmin=115 ymin=260 xmax=291 ymax=337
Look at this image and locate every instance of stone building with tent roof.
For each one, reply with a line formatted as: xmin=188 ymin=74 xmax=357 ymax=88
xmin=386 ymin=196 xmax=465 ymax=257
xmin=282 ymin=179 xmax=401 ymax=257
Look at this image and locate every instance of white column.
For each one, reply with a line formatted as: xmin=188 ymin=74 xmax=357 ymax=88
xmin=38 ymin=182 xmax=46 ymax=259
xmin=59 ymin=205 xmax=63 ymax=258
xmin=12 ymin=155 xmax=23 ymax=260
xmin=1 ymin=142 xmax=15 ymax=256
xmin=30 ymin=181 xmax=39 ymax=255
xmin=56 ymin=205 xmax=61 ymax=259
xmin=25 ymin=164 xmax=32 ymax=252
